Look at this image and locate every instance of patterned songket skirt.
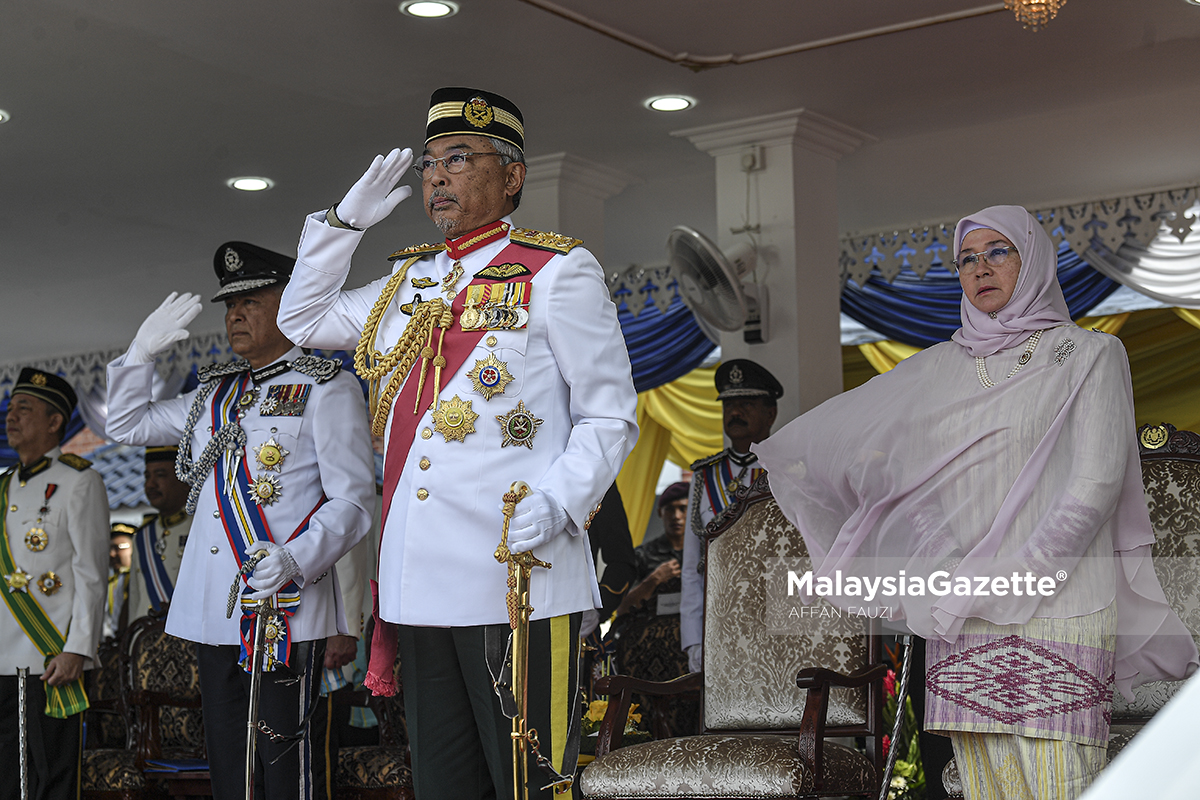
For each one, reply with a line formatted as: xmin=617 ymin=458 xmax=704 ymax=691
xmin=925 ymin=606 xmax=1116 ymax=799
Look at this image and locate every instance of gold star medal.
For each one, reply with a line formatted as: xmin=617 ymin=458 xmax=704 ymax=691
xmin=25 ymin=527 xmax=48 ymax=552
xmin=496 ymin=401 xmax=543 ymax=450
xmin=468 ymin=354 xmax=514 ymax=401
xmin=431 ymin=395 xmax=478 ymax=443
xmin=238 ymin=386 xmax=260 ymax=409
xmin=4 ymin=568 xmax=33 ymax=593
xmin=249 ymin=474 xmax=283 ymax=506
xmin=264 ymin=614 xmax=281 ymax=643
xmin=37 ymin=571 xmax=62 ymax=596
xmin=253 ymin=437 xmax=290 ymax=472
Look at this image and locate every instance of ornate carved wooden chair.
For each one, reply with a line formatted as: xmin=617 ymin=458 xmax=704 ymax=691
xmin=580 ymin=476 xmax=897 ymax=799
xmin=81 ymin=633 xmax=144 ymax=800
xmin=125 ymin=610 xmax=206 ymax=770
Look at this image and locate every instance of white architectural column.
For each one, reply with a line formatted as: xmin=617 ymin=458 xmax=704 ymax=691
xmin=513 ymin=153 xmax=635 ymax=262
xmin=674 ymin=110 xmax=875 ymax=423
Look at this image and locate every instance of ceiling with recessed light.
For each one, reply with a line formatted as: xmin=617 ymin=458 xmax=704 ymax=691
xmin=1 ymin=0 xmax=1199 ymax=363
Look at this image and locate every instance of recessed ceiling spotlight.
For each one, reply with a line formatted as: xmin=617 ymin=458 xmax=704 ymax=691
xmin=400 ymin=1 xmax=459 ymax=18
xmin=0 ymin=109 xmax=10 ymax=124
xmin=227 ymin=177 xmax=275 ymax=192
xmin=645 ymin=95 xmax=695 ymax=112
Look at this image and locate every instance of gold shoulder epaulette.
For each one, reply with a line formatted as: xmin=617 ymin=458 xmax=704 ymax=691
xmin=142 ymin=512 xmax=159 ymax=524
xmin=58 ymin=453 xmax=92 ymax=471
xmin=387 ymin=242 xmax=446 ymax=262
xmin=690 ymin=451 xmax=726 ymax=471
xmin=510 ymin=228 xmax=583 ymax=254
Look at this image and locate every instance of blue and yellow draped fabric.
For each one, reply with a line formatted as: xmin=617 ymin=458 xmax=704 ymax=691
xmin=841 ymin=241 xmax=1121 ymax=348
xmin=616 ymin=368 xmax=723 ymax=546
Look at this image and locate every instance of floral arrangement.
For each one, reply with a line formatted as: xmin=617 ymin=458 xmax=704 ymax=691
xmin=582 ymin=699 xmax=642 ymax=736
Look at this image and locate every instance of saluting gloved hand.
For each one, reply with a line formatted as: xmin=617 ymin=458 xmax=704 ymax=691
xmin=247 ymin=541 xmax=303 ymax=601
xmin=506 ymin=489 xmax=569 ymax=553
xmin=331 ymin=148 xmax=414 ymax=230
xmin=130 ymin=292 xmax=203 ymax=365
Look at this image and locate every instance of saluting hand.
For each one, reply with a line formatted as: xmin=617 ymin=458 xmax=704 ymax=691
xmin=334 ymin=148 xmax=414 ymax=230
xmin=131 ymin=291 xmax=203 ymax=365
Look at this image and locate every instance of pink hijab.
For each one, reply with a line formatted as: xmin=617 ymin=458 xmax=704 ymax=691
xmin=951 ymin=205 xmax=1072 ymax=357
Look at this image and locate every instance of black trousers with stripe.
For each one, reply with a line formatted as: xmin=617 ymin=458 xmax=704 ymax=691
xmin=197 ymin=640 xmax=329 ymax=800
xmin=0 ymin=674 xmax=83 ymax=800
xmin=398 ymin=614 xmax=582 ymax=800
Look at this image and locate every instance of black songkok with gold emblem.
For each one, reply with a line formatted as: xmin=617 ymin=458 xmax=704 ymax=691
xmin=426 ymin=87 xmax=524 ymax=153
xmin=715 ymin=359 xmax=784 ymax=402
xmin=211 ymin=241 xmax=296 ymax=303
xmin=12 ymin=368 xmax=78 ymax=419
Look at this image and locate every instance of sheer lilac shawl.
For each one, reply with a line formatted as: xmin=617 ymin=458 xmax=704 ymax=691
xmin=756 ymin=206 xmax=1197 ymax=696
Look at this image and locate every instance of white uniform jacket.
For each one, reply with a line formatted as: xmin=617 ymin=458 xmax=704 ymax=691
xmin=1 ymin=449 xmax=109 ymax=675
xmin=680 ymin=449 xmax=765 ymax=651
xmin=105 ymin=347 xmax=375 ymax=646
xmin=126 ymin=511 xmax=193 ymax=621
xmin=277 ymin=213 xmax=638 ymax=627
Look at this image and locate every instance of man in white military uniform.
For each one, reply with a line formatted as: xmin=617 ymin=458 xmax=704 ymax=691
xmin=275 ymin=87 xmax=638 ymax=799
xmin=106 ymin=242 xmax=375 ymax=800
xmin=126 ymin=445 xmax=192 ymax=621
xmin=679 ymin=359 xmax=781 ymax=673
xmin=1 ymin=368 xmax=109 ymax=800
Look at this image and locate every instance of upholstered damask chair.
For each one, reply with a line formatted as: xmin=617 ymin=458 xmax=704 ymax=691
xmin=336 ymin=633 xmax=414 ymax=800
xmin=81 ymin=634 xmax=144 ymax=800
xmin=1106 ymin=422 xmax=1200 ymax=760
xmin=580 ymin=476 xmax=893 ymax=799
xmin=125 ymin=611 xmax=206 ymax=768
xmin=940 ymin=423 xmax=1200 ymax=797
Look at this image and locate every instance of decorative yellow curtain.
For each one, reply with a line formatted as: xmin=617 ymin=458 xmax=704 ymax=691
xmin=616 ymin=367 xmax=723 ymax=545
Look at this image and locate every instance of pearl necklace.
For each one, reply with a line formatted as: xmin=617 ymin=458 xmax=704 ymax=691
xmin=976 ymin=329 xmax=1043 ymax=389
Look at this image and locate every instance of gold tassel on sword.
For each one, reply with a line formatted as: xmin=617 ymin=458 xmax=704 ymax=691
xmin=493 ymin=481 xmax=561 ymax=800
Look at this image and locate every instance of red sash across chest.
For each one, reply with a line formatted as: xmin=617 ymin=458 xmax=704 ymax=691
xmin=379 ymin=241 xmax=555 ymax=531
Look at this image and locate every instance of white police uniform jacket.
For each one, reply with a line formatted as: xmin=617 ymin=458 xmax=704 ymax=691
xmin=105 ymin=347 xmax=375 ymax=645
xmin=278 ymin=213 xmax=638 ymax=627
xmin=1 ymin=449 xmax=109 ymax=675
xmin=679 ymin=449 xmax=765 ymax=652
xmin=126 ymin=511 xmax=193 ymax=621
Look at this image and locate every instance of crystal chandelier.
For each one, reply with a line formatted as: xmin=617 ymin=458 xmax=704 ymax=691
xmin=1004 ymin=0 xmax=1067 ymax=31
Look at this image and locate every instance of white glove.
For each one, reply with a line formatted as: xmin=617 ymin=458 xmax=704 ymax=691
xmin=130 ymin=292 xmax=203 ymax=365
xmin=687 ymin=643 xmax=703 ymax=674
xmin=333 ymin=148 xmax=414 ymax=229
xmin=247 ymin=541 xmax=303 ymax=600
xmin=506 ymin=489 xmax=569 ymax=553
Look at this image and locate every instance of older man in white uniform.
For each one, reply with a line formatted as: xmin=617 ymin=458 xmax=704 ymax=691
xmin=106 ymin=243 xmax=375 ymax=800
xmin=1 ymin=369 xmax=109 ymax=800
xmin=275 ymin=87 xmax=637 ymax=799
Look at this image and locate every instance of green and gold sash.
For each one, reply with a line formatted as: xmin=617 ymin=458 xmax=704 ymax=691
xmin=0 ymin=470 xmax=89 ymax=718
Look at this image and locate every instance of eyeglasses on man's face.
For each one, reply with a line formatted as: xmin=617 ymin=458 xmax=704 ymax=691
xmin=953 ymin=245 xmax=1017 ymax=274
xmin=412 ymin=151 xmax=504 ymax=179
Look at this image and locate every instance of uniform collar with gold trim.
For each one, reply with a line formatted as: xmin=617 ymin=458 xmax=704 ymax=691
xmin=17 ymin=455 xmax=52 ymax=485
xmin=160 ymin=509 xmax=189 ymax=528
xmin=445 ymin=220 xmax=510 ymax=260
